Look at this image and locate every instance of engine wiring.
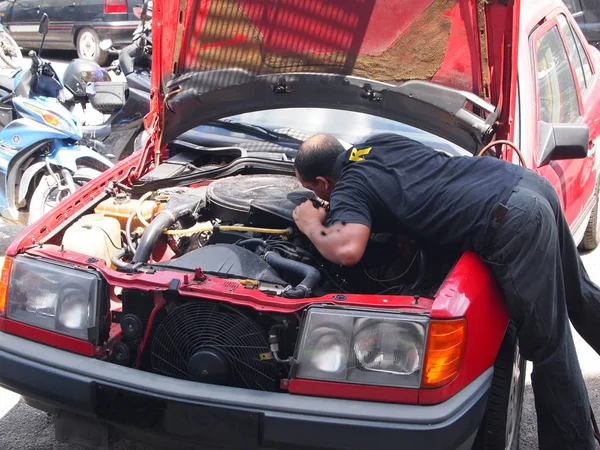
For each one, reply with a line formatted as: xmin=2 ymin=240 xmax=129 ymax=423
xmin=364 ymin=250 xmax=419 ymax=285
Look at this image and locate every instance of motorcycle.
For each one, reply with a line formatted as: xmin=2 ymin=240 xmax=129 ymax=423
xmin=0 ymin=21 xmax=22 ymax=69
xmin=0 ymin=14 xmax=113 ymax=225
xmin=61 ymin=1 xmax=152 ymax=162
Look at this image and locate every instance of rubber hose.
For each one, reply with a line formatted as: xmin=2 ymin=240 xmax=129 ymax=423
xmin=111 ymin=248 xmax=128 ymax=269
xmin=125 ymin=210 xmax=137 ymax=252
xmin=265 ymin=252 xmax=321 ymax=299
xmin=132 ymin=200 xmax=198 ymax=264
xmin=235 ymin=238 xmax=266 ymax=250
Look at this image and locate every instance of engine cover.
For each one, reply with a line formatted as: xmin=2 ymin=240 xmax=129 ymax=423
xmin=161 ymin=243 xmax=286 ymax=285
xmin=206 ymin=174 xmax=314 ymax=225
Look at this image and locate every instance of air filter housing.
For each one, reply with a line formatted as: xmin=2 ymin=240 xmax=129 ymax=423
xmin=206 ymin=174 xmax=314 ymax=226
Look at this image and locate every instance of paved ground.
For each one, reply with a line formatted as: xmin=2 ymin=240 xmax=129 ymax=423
xmin=0 ymin=50 xmax=599 ymax=449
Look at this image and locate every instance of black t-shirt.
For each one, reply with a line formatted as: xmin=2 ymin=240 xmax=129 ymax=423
xmin=328 ymin=133 xmax=525 ymax=252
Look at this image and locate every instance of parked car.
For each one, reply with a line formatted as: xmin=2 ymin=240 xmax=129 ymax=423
xmin=0 ymin=0 xmax=140 ymax=64
xmin=0 ymin=1 xmax=599 ymax=450
xmin=564 ymin=0 xmax=600 ymax=48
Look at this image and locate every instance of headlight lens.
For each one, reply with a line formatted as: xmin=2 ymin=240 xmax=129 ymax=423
xmin=295 ymin=307 xmax=428 ymax=388
xmin=6 ymin=257 xmax=101 ymax=340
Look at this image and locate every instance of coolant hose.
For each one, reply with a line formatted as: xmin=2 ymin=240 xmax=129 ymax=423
xmin=132 ymin=200 xmax=199 ymax=264
xmin=264 ymin=252 xmax=321 ymax=299
xmin=111 ymin=248 xmax=129 ymax=269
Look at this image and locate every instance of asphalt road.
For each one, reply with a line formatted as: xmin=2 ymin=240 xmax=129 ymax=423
xmin=0 ymin=50 xmax=599 ymax=449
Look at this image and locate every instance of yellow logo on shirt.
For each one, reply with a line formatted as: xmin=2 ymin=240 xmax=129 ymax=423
xmin=348 ymin=146 xmax=372 ymax=162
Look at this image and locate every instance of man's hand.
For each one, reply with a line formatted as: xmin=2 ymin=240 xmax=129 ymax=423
xmin=292 ymin=201 xmax=370 ymax=266
xmin=293 ymin=200 xmax=327 ymax=234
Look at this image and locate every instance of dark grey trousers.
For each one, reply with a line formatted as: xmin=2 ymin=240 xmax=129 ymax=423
xmin=481 ymin=168 xmax=600 ymax=449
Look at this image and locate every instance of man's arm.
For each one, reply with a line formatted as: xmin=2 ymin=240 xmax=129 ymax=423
xmin=292 ymin=200 xmax=370 ymax=266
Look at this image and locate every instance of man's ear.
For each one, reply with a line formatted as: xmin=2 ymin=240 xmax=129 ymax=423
xmin=315 ymin=176 xmax=330 ymax=191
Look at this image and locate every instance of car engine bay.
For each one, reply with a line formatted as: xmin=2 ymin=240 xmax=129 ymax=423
xmin=55 ymin=146 xmax=460 ymax=390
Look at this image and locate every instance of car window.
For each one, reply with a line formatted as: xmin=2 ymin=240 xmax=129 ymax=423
xmin=535 ymin=25 xmax=580 ymax=123
xmin=558 ymin=14 xmax=593 ymax=92
xmin=570 ymin=18 xmax=594 ymax=83
xmin=563 ymin=0 xmax=583 ymax=15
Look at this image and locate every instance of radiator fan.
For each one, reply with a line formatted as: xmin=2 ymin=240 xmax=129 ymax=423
xmin=150 ymin=300 xmax=278 ymax=391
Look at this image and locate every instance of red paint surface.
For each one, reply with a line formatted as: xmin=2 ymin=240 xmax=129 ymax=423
xmin=235 ymin=0 xmax=433 ymax=56
xmin=135 ymin=292 xmax=167 ymax=367
xmin=288 ymin=379 xmax=419 ymax=404
xmin=0 ymin=317 xmax=96 ymax=357
xmin=166 ymin=0 xmax=507 ymax=95
xmin=431 ymin=0 xmax=482 ymax=94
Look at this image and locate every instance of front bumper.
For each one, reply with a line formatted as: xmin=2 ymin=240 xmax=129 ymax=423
xmin=0 ymin=331 xmax=491 ymax=450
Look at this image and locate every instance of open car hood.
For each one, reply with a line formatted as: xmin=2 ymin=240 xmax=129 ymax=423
xmin=150 ymin=0 xmax=519 ymax=155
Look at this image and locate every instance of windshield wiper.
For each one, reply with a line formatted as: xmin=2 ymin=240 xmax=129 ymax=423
xmin=208 ymin=119 xmax=305 ymax=144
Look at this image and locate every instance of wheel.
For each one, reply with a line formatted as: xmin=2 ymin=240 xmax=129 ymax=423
xmin=28 ymin=167 xmax=102 ymax=225
xmin=472 ymin=322 xmax=526 ymax=450
xmin=0 ymin=31 xmax=23 ymax=69
xmin=580 ymin=182 xmax=600 ymax=251
xmin=76 ymin=28 xmax=108 ymax=66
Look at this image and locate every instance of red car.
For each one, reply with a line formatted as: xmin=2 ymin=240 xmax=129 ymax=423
xmin=0 ymin=0 xmax=599 ymax=449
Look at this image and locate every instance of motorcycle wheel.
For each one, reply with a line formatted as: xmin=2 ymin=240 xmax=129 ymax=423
xmin=28 ymin=167 xmax=102 ymax=225
xmin=0 ymin=31 xmax=23 ymax=69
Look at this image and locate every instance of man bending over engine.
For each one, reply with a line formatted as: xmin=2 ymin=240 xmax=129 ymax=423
xmin=292 ymin=132 xmax=600 ymax=450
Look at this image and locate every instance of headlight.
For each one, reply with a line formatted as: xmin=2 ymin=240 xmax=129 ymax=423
xmin=24 ymin=103 xmax=73 ymax=132
xmin=295 ymin=307 xmax=428 ymax=388
xmin=6 ymin=256 xmax=102 ymax=341
xmin=16 ymin=99 xmax=79 ymax=137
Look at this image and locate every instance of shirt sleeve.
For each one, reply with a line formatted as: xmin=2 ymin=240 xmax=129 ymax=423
xmin=328 ymin=168 xmax=373 ymax=229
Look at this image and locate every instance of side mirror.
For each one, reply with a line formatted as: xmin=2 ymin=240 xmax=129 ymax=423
xmin=38 ymin=13 xmax=49 ymax=36
xmin=538 ymin=121 xmax=589 ymax=166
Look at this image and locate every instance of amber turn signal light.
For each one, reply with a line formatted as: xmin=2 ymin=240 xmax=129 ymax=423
xmin=421 ymin=318 xmax=467 ymax=388
xmin=0 ymin=257 xmax=13 ymax=317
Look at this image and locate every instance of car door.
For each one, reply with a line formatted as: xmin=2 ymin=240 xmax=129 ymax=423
xmin=530 ymin=11 xmax=599 ymax=230
xmin=40 ymin=0 xmax=81 ymax=48
xmin=4 ymin=0 xmax=43 ymax=48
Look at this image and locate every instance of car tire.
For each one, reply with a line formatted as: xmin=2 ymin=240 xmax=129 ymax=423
xmin=472 ymin=322 xmax=526 ymax=450
xmin=580 ymin=182 xmax=600 ymax=251
xmin=76 ymin=28 xmax=109 ymax=66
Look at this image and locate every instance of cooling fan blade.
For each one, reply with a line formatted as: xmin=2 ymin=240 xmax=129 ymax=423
xmin=150 ymin=301 xmax=278 ymax=391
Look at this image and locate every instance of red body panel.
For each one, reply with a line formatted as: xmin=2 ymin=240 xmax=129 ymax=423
xmin=0 ymin=317 xmax=96 ymax=357
xmin=6 ymin=0 xmax=600 ymax=410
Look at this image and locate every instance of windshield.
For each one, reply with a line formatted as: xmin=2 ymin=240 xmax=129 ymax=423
xmin=216 ymin=107 xmax=471 ymax=156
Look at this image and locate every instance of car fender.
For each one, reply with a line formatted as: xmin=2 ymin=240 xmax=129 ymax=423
xmin=14 ymin=145 xmax=113 ymax=208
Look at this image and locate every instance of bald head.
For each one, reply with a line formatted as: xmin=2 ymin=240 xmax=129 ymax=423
xmin=295 ymin=134 xmax=345 ymax=183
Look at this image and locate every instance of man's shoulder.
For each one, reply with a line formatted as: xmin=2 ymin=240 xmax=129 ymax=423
xmin=361 ymin=132 xmax=424 ymax=148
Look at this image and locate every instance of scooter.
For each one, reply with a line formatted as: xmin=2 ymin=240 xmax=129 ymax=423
xmin=0 ymin=14 xmax=113 ymax=225
xmin=61 ymin=1 xmax=152 ymax=162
